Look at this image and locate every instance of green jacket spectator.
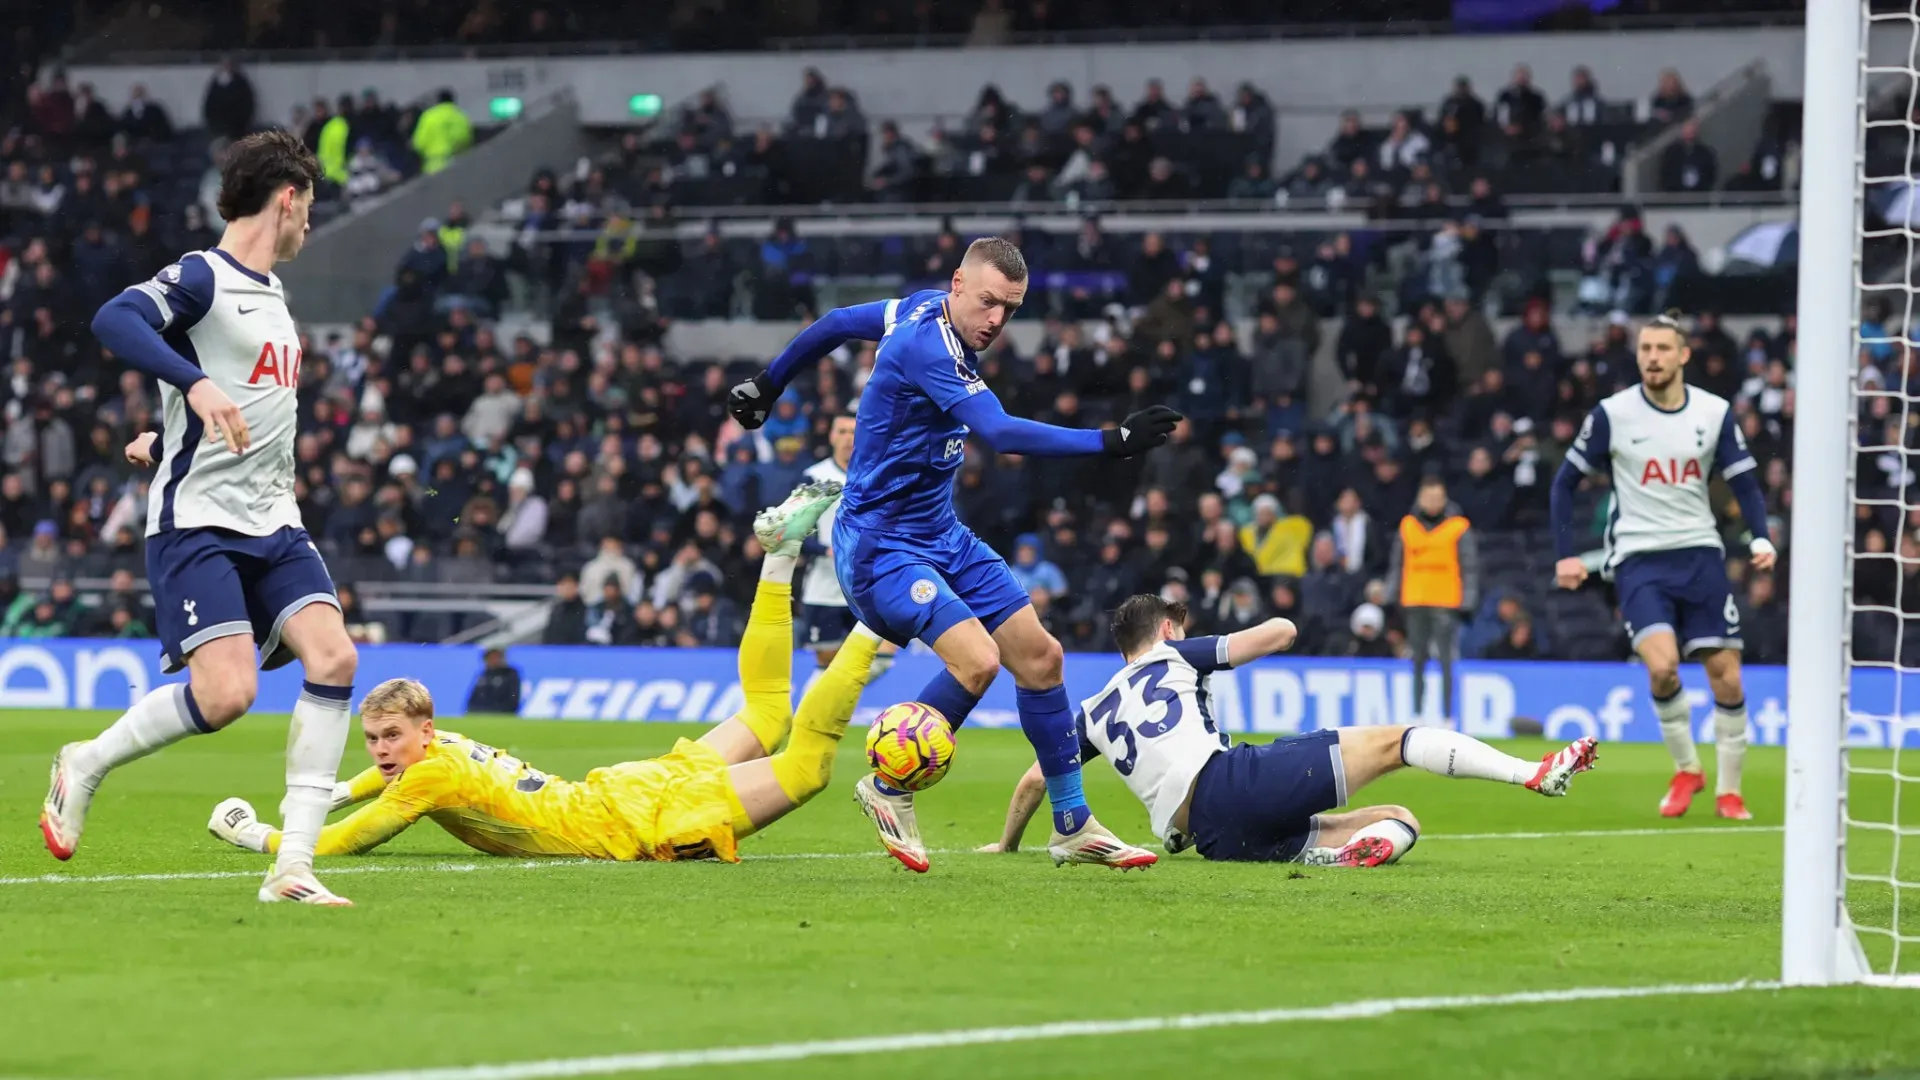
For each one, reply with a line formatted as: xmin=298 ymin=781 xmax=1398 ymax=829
xmin=412 ymin=92 xmax=475 ymax=175
xmin=7 ymin=595 xmax=70 ymax=638
xmin=319 ymin=104 xmax=352 ymax=186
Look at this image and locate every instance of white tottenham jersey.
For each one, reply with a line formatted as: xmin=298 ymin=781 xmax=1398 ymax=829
xmin=1565 ymin=384 xmax=1754 ymax=570
xmin=801 ymin=457 xmax=849 ymax=606
xmin=132 ymin=250 xmax=302 ymax=537
xmin=1077 ymin=636 xmax=1233 ymax=846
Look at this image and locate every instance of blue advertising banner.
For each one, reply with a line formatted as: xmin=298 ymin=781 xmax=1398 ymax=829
xmin=3 ymin=638 xmax=1917 ymax=749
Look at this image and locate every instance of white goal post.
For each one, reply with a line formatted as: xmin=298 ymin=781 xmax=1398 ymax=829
xmin=1781 ymin=0 xmax=1864 ymax=986
xmin=1783 ymin=0 xmax=1918 ymax=987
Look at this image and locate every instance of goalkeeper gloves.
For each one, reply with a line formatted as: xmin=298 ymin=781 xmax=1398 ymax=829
xmin=208 ymin=797 xmax=274 ymax=854
xmin=727 ymin=373 xmax=778 ymax=430
xmin=1102 ymin=405 xmax=1184 ymax=457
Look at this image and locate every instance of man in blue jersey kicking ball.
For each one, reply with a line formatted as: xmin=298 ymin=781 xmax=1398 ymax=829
xmin=731 ymin=237 xmax=1179 ymax=872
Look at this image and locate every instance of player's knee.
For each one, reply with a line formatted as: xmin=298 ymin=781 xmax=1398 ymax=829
xmin=303 ymin=635 xmax=359 ymax=687
xmin=1381 ymin=805 xmax=1420 ymax=836
xmin=191 ymin=668 xmax=257 ymax=727
xmin=772 ymin=747 xmax=833 ymax=804
xmin=1007 ymin=634 xmax=1064 ymax=688
xmin=951 ymin=640 xmax=1001 ymax=694
xmin=1645 ymin=662 xmax=1681 ymax=695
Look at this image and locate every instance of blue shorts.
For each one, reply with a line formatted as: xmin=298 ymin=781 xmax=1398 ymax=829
xmin=832 ymin=521 xmax=1030 ymax=648
xmin=1186 ymin=730 xmax=1349 ymax=863
xmin=146 ymin=526 xmax=340 ymax=674
xmin=799 ymin=603 xmax=859 ymax=650
xmin=1614 ymin=547 xmax=1740 ymax=659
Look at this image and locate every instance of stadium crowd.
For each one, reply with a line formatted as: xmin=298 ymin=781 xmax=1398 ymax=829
xmin=2 ymin=181 xmax=1811 ymax=662
xmin=0 ymin=12 xmax=1816 ymax=662
xmin=598 ymin=54 xmax=1789 ymax=217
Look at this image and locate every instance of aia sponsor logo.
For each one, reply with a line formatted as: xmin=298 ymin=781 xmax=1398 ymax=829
xmin=248 ymin=342 xmax=302 ymax=387
xmin=1638 ymin=457 xmax=1702 ymax=485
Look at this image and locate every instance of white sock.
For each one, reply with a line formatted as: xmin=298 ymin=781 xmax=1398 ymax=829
xmin=274 ymin=681 xmax=353 ymax=876
xmin=1399 ymin=728 xmax=1534 ymax=785
xmin=72 ymin=684 xmax=208 ymax=791
xmin=760 ymin=552 xmax=797 ymax=585
xmin=1714 ymin=700 xmax=1749 ymax=796
xmin=1655 ymin=690 xmax=1701 ymax=772
xmin=852 ymin=622 xmax=883 ymax=643
xmin=1345 ymin=818 xmax=1418 ymax=864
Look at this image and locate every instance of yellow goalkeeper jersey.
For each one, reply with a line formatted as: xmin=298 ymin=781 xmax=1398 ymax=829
xmin=311 ymin=731 xmax=640 ymax=860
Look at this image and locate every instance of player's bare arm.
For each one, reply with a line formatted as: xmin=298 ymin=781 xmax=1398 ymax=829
xmin=1225 ymin=617 xmax=1299 ymax=666
xmin=978 ymin=763 xmax=1047 ymax=853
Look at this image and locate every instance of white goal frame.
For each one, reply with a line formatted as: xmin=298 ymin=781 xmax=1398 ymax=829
xmin=1782 ymin=0 xmax=1906 ymax=987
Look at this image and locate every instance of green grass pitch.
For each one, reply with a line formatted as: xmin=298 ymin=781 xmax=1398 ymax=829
xmin=3 ymin=710 xmax=1918 ymax=1080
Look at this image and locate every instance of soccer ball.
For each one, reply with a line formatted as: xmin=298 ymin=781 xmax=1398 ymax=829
xmin=865 ymin=702 xmax=956 ymax=792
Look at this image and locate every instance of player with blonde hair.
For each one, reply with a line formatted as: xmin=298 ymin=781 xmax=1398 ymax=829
xmin=208 ymin=483 xmax=880 ymax=862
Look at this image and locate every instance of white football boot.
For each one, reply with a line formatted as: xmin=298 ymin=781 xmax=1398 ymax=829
xmin=258 ymin=868 xmax=353 ymax=907
xmin=1048 ymin=817 xmax=1159 ymax=870
xmin=853 ymin=774 xmax=930 ymax=873
xmin=39 ymin=742 xmax=94 ymax=861
xmin=754 ymin=480 xmax=844 ymax=558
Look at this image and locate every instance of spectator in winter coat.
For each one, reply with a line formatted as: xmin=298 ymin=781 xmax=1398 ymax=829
xmin=1660 ymin=119 xmax=1718 ymax=193
xmin=466 ymin=649 xmax=523 ymax=713
xmin=1560 ymin=66 xmax=1605 ymax=127
xmin=1442 ymin=295 xmax=1499 ymax=390
xmin=201 ymin=60 xmax=257 ymax=141
xmin=1337 ymin=295 xmax=1393 ymax=401
xmin=1451 ymin=446 xmax=1514 ymax=530
xmin=1300 ymin=532 xmax=1363 ymax=644
xmin=1239 ymin=493 xmax=1312 ymax=579
xmin=543 ymin=574 xmax=589 ymax=644
xmin=1344 ymin=603 xmax=1396 ymax=658
xmin=1493 ymin=65 xmax=1546 ymax=142
xmin=499 ymin=469 xmax=548 ymax=552
xmin=1010 ymin=533 xmax=1069 ymax=596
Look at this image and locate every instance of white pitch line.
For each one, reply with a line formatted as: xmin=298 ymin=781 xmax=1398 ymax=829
xmin=1428 ymin=824 xmax=1782 ymax=842
xmin=0 ymin=824 xmax=1783 ymax=887
xmin=279 ymin=981 xmax=1789 ymax=1080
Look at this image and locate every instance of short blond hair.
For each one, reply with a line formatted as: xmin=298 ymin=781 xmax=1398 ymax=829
xmin=359 ymin=678 xmax=435 ymax=721
xmin=962 ymin=236 xmax=1027 ymax=282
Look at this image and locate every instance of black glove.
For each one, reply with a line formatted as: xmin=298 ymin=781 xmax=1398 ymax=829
xmin=1102 ymin=405 xmax=1183 ymax=457
xmin=727 ymin=373 xmax=777 ymax=430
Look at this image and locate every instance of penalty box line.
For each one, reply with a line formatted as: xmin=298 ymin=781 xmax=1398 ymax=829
xmin=280 ymin=981 xmax=1794 ymax=1080
xmin=0 ymin=824 xmax=1781 ymax=888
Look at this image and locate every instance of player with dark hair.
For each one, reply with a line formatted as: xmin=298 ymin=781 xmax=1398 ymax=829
xmin=41 ymin=130 xmax=363 ymax=905
xmin=732 ymin=237 xmax=1182 ymax=872
xmin=982 ymin=594 xmax=1599 ymax=867
xmin=1550 ymin=311 xmax=1776 ymax=819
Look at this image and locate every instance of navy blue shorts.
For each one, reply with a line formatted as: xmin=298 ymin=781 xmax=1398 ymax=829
xmin=1186 ymin=730 xmax=1349 ymax=863
xmin=833 ymin=520 xmax=1029 ymax=648
xmin=1614 ymin=547 xmax=1740 ymax=659
xmin=799 ymin=603 xmax=859 ymax=649
xmin=146 ymin=526 xmax=340 ymax=674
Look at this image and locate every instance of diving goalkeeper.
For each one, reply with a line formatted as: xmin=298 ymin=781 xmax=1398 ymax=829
xmin=207 ymin=482 xmax=875 ymax=863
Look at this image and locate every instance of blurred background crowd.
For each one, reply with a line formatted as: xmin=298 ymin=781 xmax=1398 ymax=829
xmin=0 ymin=0 xmax=1863 ymax=664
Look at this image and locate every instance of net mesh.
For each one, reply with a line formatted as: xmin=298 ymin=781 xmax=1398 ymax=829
xmin=1847 ymin=0 xmax=1920 ymax=976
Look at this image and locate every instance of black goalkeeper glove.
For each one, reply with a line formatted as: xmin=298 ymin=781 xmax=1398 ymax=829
xmin=1102 ymin=405 xmax=1183 ymax=457
xmin=727 ymin=373 xmax=777 ymax=430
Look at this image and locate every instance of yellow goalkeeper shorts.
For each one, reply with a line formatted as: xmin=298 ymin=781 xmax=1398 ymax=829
xmin=587 ymin=739 xmax=749 ymax=863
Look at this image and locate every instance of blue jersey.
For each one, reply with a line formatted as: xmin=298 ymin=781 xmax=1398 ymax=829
xmin=839 ymin=289 xmax=989 ymax=537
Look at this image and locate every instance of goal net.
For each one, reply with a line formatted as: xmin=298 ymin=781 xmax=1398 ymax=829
xmin=1789 ymin=0 xmax=1920 ymax=986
